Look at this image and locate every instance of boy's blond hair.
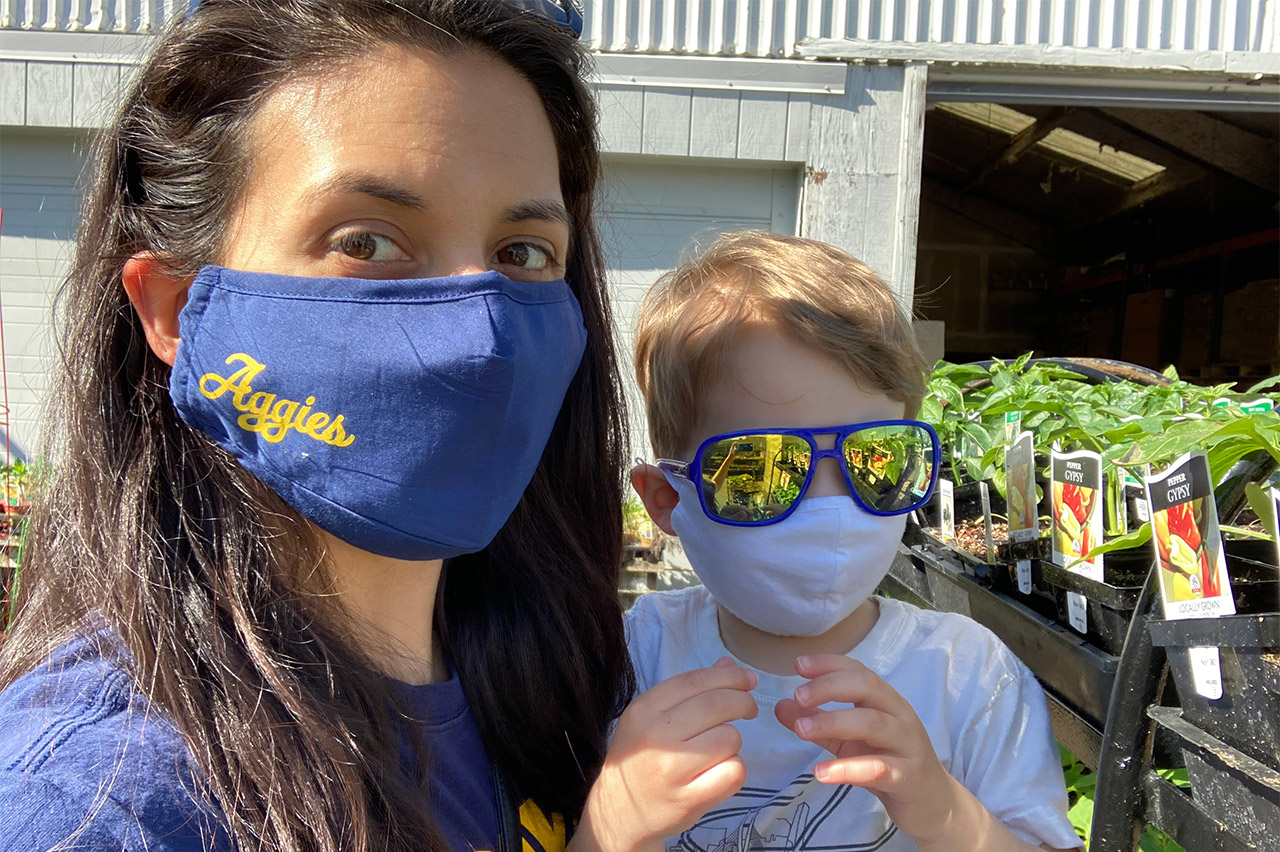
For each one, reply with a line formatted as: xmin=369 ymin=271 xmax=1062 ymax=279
xmin=633 ymin=230 xmax=928 ymax=457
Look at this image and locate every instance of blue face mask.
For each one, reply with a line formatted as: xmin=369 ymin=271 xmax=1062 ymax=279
xmin=169 ymin=265 xmax=587 ymax=561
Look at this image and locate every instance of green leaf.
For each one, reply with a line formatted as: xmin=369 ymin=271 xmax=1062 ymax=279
xmin=1084 ymin=524 xmax=1153 ymax=559
xmin=1245 ymin=482 xmax=1279 ymax=541
xmin=958 ymin=421 xmax=995 ymax=449
xmin=1162 ymin=364 xmax=1180 ymax=381
xmin=919 ymin=396 xmax=944 ymax=427
xmin=1246 ymin=375 xmax=1280 ymax=394
xmin=977 ymin=386 xmax=1018 ymax=413
xmin=933 ymin=362 xmax=991 ymax=383
xmin=1221 ymin=524 xmax=1271 ymax=540
xmin=992 ymin=369 xmax=1017 ymax=391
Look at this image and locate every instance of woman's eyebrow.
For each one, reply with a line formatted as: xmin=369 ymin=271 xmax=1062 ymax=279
xmin=501 ymin=200 xmax=571 ymax=227
xmin=302 ymin=173 xmax=428 ymax=211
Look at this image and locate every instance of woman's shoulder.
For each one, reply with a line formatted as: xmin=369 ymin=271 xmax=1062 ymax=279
xmin=0 ymin=633 xmax=230 ymax=851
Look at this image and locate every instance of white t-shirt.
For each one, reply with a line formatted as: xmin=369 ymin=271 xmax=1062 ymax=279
xmin=625 ymin=587 xmax=1083 ymax=851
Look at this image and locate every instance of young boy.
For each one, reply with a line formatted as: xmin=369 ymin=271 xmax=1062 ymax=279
xmin=609 ymin=232 xmax=1082 ymax=851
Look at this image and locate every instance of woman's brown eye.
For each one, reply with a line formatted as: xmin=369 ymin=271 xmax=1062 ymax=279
xmin=339 ymin=232 xmax=377 ymax=260
xmin=500 ymin=244 xmax=530 ymax=266
xmin=495 ymin=242 xmax=552 ymax=270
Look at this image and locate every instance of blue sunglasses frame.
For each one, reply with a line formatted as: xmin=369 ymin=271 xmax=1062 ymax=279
xmin=187 ymin=0 xmax=584 ymax=37
xmin=657 ymin=419 xmax=941 ymax=527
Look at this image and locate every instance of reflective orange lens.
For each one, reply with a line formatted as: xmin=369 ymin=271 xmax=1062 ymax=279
xmin=842 ymin=424 xmax=936 ymax=512
xmin=698 ymin=435 xmax=812 ymax=523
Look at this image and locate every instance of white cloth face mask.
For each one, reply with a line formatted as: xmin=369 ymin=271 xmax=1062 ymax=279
xmin=665 ymin=471 xmax=907 ymax=637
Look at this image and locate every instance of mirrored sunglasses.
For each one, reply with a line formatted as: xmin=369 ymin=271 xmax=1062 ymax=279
xmin=658 ymin=420 xmax=940 ymax=527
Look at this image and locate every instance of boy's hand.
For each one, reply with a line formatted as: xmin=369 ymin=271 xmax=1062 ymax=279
xmin=773 ymin=654 xmax=961 ymax=846
xmin=575 ymin=658 xmax=759 ymax=852
xmin=776 ymin=655 xmax=1078 ymax=852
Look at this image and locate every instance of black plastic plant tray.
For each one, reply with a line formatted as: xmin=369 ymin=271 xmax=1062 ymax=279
xmin=887 ymin=541 xmax=1120 ymax=731
xmin=1148 ymin=614 xmax=1280 ymax=772
xmin=1138 ymin=770 xmax=1261 ymax=852
xmin=1224 ymin=538 xmax=1279 ymax=568
xmin=1043 ymin=554 xmax=1278 ymax=658
xmin=914 ymin=525 xmax=996 ymax=577
xmin=1147 ymin=706 xmax=1280 ymax=849
xmin=1037 ymin=546 xmax=1150 ymax=655
xmin=908 ymin=524 xmax=1062 ymax=622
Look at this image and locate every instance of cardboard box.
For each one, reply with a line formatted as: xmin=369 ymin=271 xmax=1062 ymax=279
xmin=1121 ymin=290 xmax=1169 ymax=368
xmin=1086 ymin=308 xmax=1115 ymax=357
xmin=1179 ymin=292 xmax=1214 ymax=368
xmin=914 ymin=320 xmax=946 ymax=368
xmin=1220 ymin=280 xmax=1279 ymax=365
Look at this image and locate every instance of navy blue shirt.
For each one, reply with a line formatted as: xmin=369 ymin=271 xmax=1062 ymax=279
xmin=0 ymin=633 xmax=499 ymax=851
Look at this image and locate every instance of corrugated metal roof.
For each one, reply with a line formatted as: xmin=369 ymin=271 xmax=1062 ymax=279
xmin=583 ymin=0 xmax=1279 ymax=57
xmin=4 ymin=1 xmax=1277 ymax=59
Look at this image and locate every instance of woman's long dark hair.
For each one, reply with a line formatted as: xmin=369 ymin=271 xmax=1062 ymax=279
xmin=0 ymin=1 xmax=632 ymax=849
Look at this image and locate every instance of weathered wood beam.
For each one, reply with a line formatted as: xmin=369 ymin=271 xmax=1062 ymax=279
xmin=1055 ymin=111 xmax=1204 ymax=183
xmin=960 ymin=106 xmax=1075 ymax=195
xmin=1096 ymin=108 xmax=1278 ymax=192
xmin=925 ymin=179 xmax=1065 ymax=259
xmin=1082 ymin=165 xmax=1207 ymax=225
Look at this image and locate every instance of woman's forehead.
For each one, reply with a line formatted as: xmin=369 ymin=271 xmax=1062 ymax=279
xmin=243 ymin=44 xmax=563 ymax=212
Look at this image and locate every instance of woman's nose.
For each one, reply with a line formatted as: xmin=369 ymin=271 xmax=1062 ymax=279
xmin=426 ymin=247 xmax=490 ymax=279
xmin=804 ymin=454 xmax=849 ymax=500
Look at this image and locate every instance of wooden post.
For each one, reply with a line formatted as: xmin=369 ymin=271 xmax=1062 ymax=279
xmin=798 ymin=62 xmax=928 ymax=315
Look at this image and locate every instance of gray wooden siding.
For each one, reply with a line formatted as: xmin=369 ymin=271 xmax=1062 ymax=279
xmin=0 ymin=58 xmax=126 ymax=128
xmin=0 ymin=127 xmax=91 ymax=450
xmin=597 ymin=84 xmax=811 ymax=162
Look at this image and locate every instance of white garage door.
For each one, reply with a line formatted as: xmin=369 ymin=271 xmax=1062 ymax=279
xmin=599 ymin=157 xmax=801 ymax=458
xmin=0 ymin=127 xmax=91 ymax=456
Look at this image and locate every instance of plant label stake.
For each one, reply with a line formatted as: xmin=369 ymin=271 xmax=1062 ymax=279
xmin=1066 ymin=590 xmax=1088 ymax=634
xmin=938 ymin=478 xmax=955 ymax=541
xmin=1051 ymin=449 xmax=1104 ymax=582
xmin=1125 ymin=468 xmax=1150 ymax=527
xmin=1145 ymin=451 xmax=1236 ymax=699
xmin=1145 ymin=451 xmax=1236 ymax=620
xmin=979 ymin=481 xmax=996 ymax=563
xmin=1006 ymin=431 xmax=1038 ymax=543
xmin=1016 ymin=558 xmax=1032 ymax=595
xmin=1004 ymin=410 xmax=1022 ymax=444
xmin=1215 ymin=397 xmax=1276 ymax=415
xmin=1188 ymin=646 xmax=1224 ymax=700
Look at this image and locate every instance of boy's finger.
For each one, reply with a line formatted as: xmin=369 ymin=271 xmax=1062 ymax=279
xmin=635 ymin=725 xmax=742 ymax=789
xmin=642 ymin=664 xmax=758 ymax=713
xmin=774 ymin=699 xmax=842 ymax=756
xmin=665 ymin=688 xmax=758 ymax=739
xmin=680 ymin=755 xmax=748 ymax=818
xmin=793 ymin=662 xmax=913 ymax=719
xmin=795 ymin=653 xmax=870 ymax=678
xmin=792 ymin=707 xmax=902 ymax=753
xmin=681 ymin=723 xmax=744 ymax=765
xmin=813 ymin=755 xmax=901 ymax=790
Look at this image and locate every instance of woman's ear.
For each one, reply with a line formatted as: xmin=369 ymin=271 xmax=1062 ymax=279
xmin=629 ymin=463 xmax=681 ymax=537
xmin=121 ymin=253 xmax=193 ymax=367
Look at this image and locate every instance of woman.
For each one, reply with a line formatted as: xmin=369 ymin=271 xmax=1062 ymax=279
xmin=0 ymin=1 xmax=633 ymax=849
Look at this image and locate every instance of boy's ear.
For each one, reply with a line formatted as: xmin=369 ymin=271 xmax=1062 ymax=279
xmin=629 ymin=463 xmax=681 ymax=537
xmin=121 ymin=252 xmax=194 ymax=367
